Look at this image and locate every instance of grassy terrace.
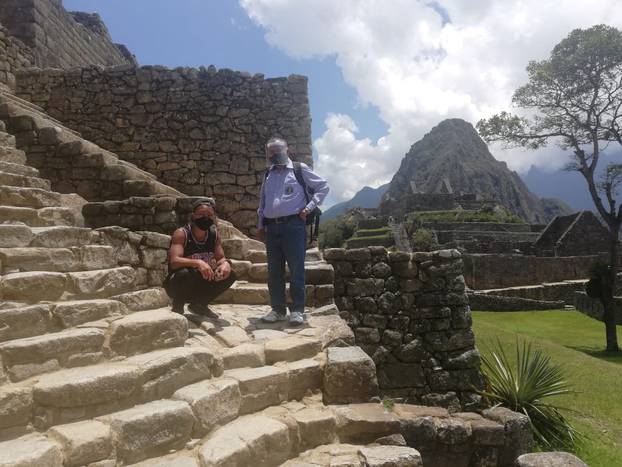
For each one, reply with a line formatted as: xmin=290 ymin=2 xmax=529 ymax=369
xmin=472 ymin=311 xmax=622 ymax=466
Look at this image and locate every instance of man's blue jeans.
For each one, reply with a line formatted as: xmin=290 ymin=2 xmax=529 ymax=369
xmin=265 ymin=216 xmax=307 ymax=314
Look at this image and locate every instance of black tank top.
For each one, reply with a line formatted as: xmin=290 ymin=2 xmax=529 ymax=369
xmin=181 ymin=224 xmax=217 ymax=269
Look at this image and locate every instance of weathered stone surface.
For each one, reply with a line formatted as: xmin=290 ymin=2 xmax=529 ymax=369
xmin=225 ymin=365 xmax=289 ymax=414
xmin=29 ymin=226 xmax=94 ymax=248
xmin=515 ymin=452 xmax=588 ymax=467
xmin=199 ymin=415 xmax=292 ymax=467
xmin=324 ymin=346 xmax=379 ymax=404
xmin=0 ymin=224 xmax=33 ymax=247
xmin=222 ymin=343 xmax=265 ymax=369
xmin=52 ymin=299 xmax=125 ymax=328
xmin=265 ymin=336 xmax=322 ymax=364
xmin=173 ymin=378 xmax=241 ymax=436
xmin=99 ymin=400 xmax=195 ymax=464
xmin=48 ymin=420 xmax=112 ymax=467
xmin=126 ymin=347 xmax=215 ymax=400
xmin=127 ymin=452 xmax=199 ymax=467
xmin=0 ymin=271 xmax=67 ymax=301
xmin=107 ymin=309 xmax=187 ymax=356
xmin=483 ymin=406 xmax=533 ymax=465
xmin=0 ymin=434 xmax=63 ymax=467
xmin=0 ymin=304 xmax=51 ymax=342
xmin=0 ymin=387 xmax=33 ymax=430
xmin=334 ymin=403 xmax=401 ymax=444
xmin=292 ymin=407 xmax=336 ymax=450
xmin=110 ymin=287 xmax=170 ymax=311
xmin=33 ymin=362 xmax=141 ymax=408
xmin=67 ymin=266 xmax=136 ymax=298
xmin=286 ymin=358 xmax=323 ymax=400
xmin=214 ymin=325 xmax=251 ymax=347
xmin=358 ymin=446 xmax=423 ymax=467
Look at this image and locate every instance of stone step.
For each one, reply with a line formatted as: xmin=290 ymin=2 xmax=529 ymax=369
xmin=0 ymin=245 xmax=116 ymax=273
xmin=0 ymin=224 xmax=97 ymax=249
xmin=247 ymin=261 xmax=334 ymax=285
xmin=0 ymin=160 xmax=39 ymax=177
xmin=0 ymin=170 xmax=50 ymax=190
xmin=0 ymin=205 xmax=79 ymax=227
xmin=0 ymin=145 xmax=27 ymax=164
xmin=246 ymin=247 xmax=323 ymax=263
xmin=107 ymin=309 xmax=188 ymax=357
xmin=0 ymin=131 xmax=16 ymax=148
xmin=214 ymin=281 xmax=333 ymax=307
xmin=97 ymin=399 xmax=195 ymax=465
xmin=0 ymin=185 xmax=62 ymax=209
xmin=0 ymin=266 xmax=136 ymax=302
xmin=28 ymin=346 xmax=218 ymax=429
xmin=282 ymin=444 xmax=423 ymax=467
xmin=0 ymin=328 xmax=106 ymax=382
xmin=0 ymin=434 xmax=63 ymax=467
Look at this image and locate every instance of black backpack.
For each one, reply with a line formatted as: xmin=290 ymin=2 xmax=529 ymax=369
xmin=264 ymin=162 xmax=322 ymax=244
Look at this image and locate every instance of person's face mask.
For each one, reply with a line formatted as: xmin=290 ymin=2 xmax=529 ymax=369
xmin=193 ymin=216 xmax=214 ymax=231
xmin=267 ymin=149 xmax=289 ymax=166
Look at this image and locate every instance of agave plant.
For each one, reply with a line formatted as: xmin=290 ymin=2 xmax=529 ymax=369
xmin=479 ymin=340 xmax=579 ymax=450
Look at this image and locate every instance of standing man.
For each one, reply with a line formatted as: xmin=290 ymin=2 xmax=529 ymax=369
xmin=257 ymin=137 xmax=329 ymax=325
xmin=165 ymin=198 xmax=235 ymax=319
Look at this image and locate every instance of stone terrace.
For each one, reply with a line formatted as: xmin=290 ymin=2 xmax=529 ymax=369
xmin=0 ymin=107 xmax=538 ymax=466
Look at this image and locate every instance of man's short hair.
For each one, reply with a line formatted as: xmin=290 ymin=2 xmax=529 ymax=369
xmin=266 ymin=137 xmax=288 ymax=150
xmin=192 ymin=197 xmax=216 ymax=212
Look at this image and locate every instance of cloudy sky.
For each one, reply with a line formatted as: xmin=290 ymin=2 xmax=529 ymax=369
xmin=65 ymin=0 xmax=622 ymax=208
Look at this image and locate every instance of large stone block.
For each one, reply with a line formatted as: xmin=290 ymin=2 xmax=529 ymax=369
xmin=286 ymin=358 xmax=323 ymax=400
xmin=110 ymin=287 xmax=170 ymax=311
xmin=107 ymin=309 xmax=187 ymax=356
xmin=67 ymin=266 xmax=136 ymax=298
xmin=0 ymin=271 xmax=67 ymax=301
xmin=334 ymin=403 xmax=401 ymax=444
xmin=292 ymin=407 xmax=336 ymax=451
xmin=264 ymin=336 xmax=322 ymax=364
xmin=482 ymin=406 xmax=533 ymax=465
xmin=0 ymin=304 xmax=51 ymax=342
xmin=99 ymin=400 xmax=195 ymax=464
xmin=48 ymin=420 xmax=112 ymax=467
xmin=173 ymin=378 xmax=241 ymax=436
xmin=358 ymin=446 xmax=423 ymax=467
xmin=515 ymin=452 xmax=588 ymax=467
xmin=0 ymin=224 xmax=33 ymax=247
xmin=0 ymin=434 xmax=63 ymax=467
xmin=323 ymin=346 xmax=379 ymax=404
xmin=222 ymin=343 xmax=265 ymax=369
xmin=225 ymin=365 xmax=289 ymax=414
xmin=0 ymin=387 xmax=33 ymax=430
xmin=52 ymin=299 xmax=125 ymax=328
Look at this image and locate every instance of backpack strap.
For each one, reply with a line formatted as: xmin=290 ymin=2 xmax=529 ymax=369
xmin=292 ymin=162 xmax=311 ymax=203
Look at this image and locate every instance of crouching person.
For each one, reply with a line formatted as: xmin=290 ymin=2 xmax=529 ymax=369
xmin=164 ymin=198 xmax=235 ymax=318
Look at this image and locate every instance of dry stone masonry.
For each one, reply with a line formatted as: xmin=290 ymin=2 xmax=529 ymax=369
xmin=324 ymin=246 xmax=483 ymax=411
xmin=16 ymin=65 xmax=313 ymax=235
xmin=0 ymin=24 xmax=33 ymax=91
xmin=0 ymin=0 xmax=135 ymax=69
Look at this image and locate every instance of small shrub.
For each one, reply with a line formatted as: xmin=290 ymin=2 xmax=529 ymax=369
xmin=411 ymin=228 xmax=439 ymax=251
xmin=479 ymin=340 xmax=579 ymax=450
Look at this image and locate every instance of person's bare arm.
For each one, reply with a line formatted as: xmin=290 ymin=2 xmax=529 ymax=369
xmin=169 ymin=229 xmax=214 ymax=280
xmin=214 ymin=232 xmax=232 ymax=279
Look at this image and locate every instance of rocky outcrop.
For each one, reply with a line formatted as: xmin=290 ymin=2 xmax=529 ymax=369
xmin=379 ymin=119 xmax=572 ymax=223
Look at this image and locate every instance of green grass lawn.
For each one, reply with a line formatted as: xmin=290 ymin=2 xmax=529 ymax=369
xmin=472 ymin=310 xmax=622 ymax=466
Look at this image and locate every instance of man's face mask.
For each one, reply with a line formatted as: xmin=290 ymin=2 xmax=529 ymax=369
xmin=193 ymin=216 xmax=214 ymax=231
xmin=267 ymin=148 xmax=289 ymax=166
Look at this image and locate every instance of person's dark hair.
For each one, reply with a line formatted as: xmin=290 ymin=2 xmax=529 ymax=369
xmin=192 ymin=197 xmax=216 ymax=212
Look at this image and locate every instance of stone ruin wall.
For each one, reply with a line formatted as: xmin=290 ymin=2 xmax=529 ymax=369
xmin=0 ymin=22 xmax=34 ymax=90
xmin=15 ymin=65 xmax=313 ymax=235
xmin=0 ymin=0 xmax=135 ymax=69
xmin=324 ymin=246 xmax=483 ymax=411
xmin=463 ymin=253 xmax=607 ymax=290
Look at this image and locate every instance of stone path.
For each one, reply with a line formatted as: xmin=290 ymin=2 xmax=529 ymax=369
xmin=0 ymin=116 xmax=534 ymax=466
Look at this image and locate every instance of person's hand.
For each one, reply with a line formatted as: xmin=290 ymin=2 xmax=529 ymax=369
xmin=299 ymin=208 xmax=310 ymax=221
xmin=196 ymin=260 xmax=215 ymax=281
xmin=257 ymin=228 xmax=266 ymax=243
xmin=216 ymin=261 xmax=232 ymax=280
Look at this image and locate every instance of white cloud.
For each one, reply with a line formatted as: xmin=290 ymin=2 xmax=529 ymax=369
xmin=240 ymin=0 xmax=622 ymax=203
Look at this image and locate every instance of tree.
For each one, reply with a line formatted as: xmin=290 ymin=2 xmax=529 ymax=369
xmin=477 ymin=24 xmax=622 ymax=351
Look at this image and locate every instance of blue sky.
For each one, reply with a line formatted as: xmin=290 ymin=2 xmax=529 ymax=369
xmin=63 ymin=0 xmax=622 ymax=212
xmin=64 ymin=0 xmax=387 ymax=144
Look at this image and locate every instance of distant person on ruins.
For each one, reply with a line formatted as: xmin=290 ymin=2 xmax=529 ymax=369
xmin=257 ymin=137 xmax=329 ymax=325
xmin=164 ymin=198 xmax=236 ymax=319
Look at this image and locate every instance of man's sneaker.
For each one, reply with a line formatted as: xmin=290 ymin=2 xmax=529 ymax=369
xmin=289 ymin=311 xmax=305 ymax=326
xmin=171 ymin=299 xmax=184 ymax=315
xmin=188 ymin=302 xmax=219 ymax=319
xmin=261 ymin=310 xmax=288 ymax=323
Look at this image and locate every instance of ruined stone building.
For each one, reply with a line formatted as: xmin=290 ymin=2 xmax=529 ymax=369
xmin=0 ymin=1 xmax=583 ymax=466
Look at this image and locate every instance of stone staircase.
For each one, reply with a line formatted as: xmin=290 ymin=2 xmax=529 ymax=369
xmin=0 ymin=110 xmax=537 ymax=466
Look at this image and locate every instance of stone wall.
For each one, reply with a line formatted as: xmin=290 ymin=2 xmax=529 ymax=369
xmin=534 ymin=211 xmax=610 ymax=257
xmin=0 ymin=0 xmax=135 ymax=69
xmin=574 ymin=291 xmax=622 ymax=325
xmin=0 ymin=23 xmax=34 ymax=90
xmin=16 ymin=65 xmax=313 ymax=235
xmin=462 ymin=253 xmax=606 ymax=290
xmin=324 ymin=246 xmax=483 ymax=411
